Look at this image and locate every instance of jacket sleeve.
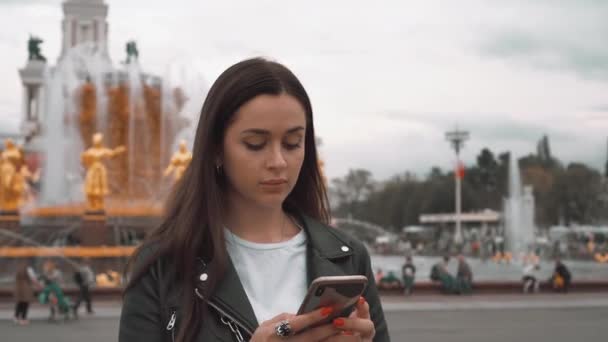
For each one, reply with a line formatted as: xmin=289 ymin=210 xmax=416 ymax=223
xmin=358 ymin=243 xmax=391 ymax=342
xmin=119 ymin=259 xmax=163 ymax=342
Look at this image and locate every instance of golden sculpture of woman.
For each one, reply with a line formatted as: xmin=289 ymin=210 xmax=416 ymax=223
xmin=0 ymin=139 xmax=27 ymax=212
xmin=163 ymin=139 xmax=192 ymax=182
xmin=318 ymin=158 xmax=328 ymax=187
xmin=81 ymin=133 xmax=126 ymax=212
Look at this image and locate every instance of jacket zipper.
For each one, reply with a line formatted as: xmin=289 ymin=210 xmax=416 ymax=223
xmin=206 ymin=299 xmax=253 ymax=338
xmin=166 ymin=309 xmax=177 ymax=342
xmin=194 ymin=286 xmax=253 ymax=340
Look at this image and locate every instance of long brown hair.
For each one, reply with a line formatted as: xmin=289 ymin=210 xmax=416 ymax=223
xmin=125 ymin=57 xmax=330 ymax=342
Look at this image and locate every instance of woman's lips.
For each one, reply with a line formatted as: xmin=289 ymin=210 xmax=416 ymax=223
xmin=260 ymin=179 xmax=287 ymax=185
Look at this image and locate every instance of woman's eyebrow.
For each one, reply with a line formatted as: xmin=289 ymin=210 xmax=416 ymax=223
xmin=240 ymin=126 xmax=305 ymax=135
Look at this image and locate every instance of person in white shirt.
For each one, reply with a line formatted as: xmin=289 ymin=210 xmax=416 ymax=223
xmin=522 ymin=262 xmax=541 ymax=293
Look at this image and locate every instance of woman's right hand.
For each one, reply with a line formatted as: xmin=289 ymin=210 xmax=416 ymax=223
xmin=250 ymin=307 xmax=340 ymax=342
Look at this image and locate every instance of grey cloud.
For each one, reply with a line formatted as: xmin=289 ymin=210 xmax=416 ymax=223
xmin=480 ymin=30 xmax=608 ymax=81
xmin=591 ymin=105 xmax=608 ymax=112
xmin=381 ymin=110 xmax=575 ymax=143
xmin=0 ymin=0 xmax=61 ymax=6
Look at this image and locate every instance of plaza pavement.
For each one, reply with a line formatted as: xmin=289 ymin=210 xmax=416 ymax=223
xmin=2 ymin=293 xmax=607 ymax=341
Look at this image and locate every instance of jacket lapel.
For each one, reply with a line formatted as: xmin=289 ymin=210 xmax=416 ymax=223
xmin=299 ymin=214 xmax=354 ymax=285
xmin=207 ymin=255 xmax=259 ymax=334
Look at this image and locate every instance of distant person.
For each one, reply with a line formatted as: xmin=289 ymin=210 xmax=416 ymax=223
xmin=551 ymin=258 xmax=572 ymax=293
xmin=39 ymin=260 xmax=71 ymax=321
xmin=73 ymin=258 xmax=96 ymax=316
xmin=401 ymin=255 xmax=416 ymax=295
xmin=522 ymin=262 xmax=541 ymax=294
xmin=456 ymin=254 xmax=473 ymax=294
xmin=14 ymin=262 xmax=35 ymax=325
xmin=375 ymin=268 xmax=385 ymax=285
xmin=471 ymin=240 xmax=480 ymax=258
xmin=430 ymin=256 xmax=458 ymax=294
xmin=416 ymin=242 xmax=424 ymax=254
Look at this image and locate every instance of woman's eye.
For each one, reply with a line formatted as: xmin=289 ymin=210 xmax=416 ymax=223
xmin=244 ymin=142 xmax=265 ymax=151
xmin=283 ymin=140 xmax=302 ymax=150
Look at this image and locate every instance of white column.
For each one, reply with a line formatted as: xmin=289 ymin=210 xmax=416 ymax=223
xmin=454 ymin=159 xmax=463 ymax=246
xmin=62 ymin=19 xmax=68 ymax=57
xmin=96 ymin=16 xmax=105 ymax=52
xmin=455 ymin=168 xmax=463 ymax=246
xmin=37 ymin=84 xmax=45 ymax=128
xmin=31 ymin=86 xmax=39 ymax=122
xmin=21 ymin=85 xmax=29 ymax=121
xmin=74 ymin=19 xmax=81 ymax=46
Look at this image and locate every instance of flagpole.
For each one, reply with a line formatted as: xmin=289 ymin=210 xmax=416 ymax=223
xmin=445 ymin=128 xmax=469 ymax=251
xmin=455 ymin=160 xmax=462 ymax=247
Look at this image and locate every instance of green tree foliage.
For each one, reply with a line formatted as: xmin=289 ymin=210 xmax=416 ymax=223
xmin=549 ymin=163 xmax=604 ymax=225
xmin=331 ymin=168 xmax=374 ymax=217
xmin=330 ymin=140 xmax=607 ymax=231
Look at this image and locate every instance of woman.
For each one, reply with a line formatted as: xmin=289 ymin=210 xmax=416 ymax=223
xmin=119 ymin=58 xmax=389 ymax=342
xmin=39 ymin=260 xmax=71 ymax=321
xmin=14 ymin=263 xmax=35 ymax=325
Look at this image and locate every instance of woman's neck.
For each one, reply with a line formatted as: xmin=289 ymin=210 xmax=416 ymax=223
xmin=223 ymin=197 xmax=299 ymax=244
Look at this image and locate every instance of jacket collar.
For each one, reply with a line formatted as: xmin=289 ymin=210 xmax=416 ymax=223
xmin=298 ymin=213 xmax=354 ymax=284
xmin=194 ymin=213 xmax=354 ymax=335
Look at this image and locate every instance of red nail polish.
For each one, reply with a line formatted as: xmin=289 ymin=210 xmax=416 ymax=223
xmin=358 ymin=296 xmax=366 ymax=305
xmin=333 ymin=318 xmax=345 ymax=327
xmin=321 ymin=307 xmax=333 ymax=317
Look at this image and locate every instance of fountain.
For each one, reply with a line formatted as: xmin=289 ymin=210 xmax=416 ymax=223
xmin=503 ymin=153 xmax=536 ymax=257
xmin=36 ymin=42 xmax=188 ymax=210
xmin=1 ymin=26 xmax=206 ymax=290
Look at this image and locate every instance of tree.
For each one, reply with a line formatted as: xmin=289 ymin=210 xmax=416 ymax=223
xmin=550 ymin=163 xmax=603 ymax=225
xmin=426 ymin=167 xmax=443 ymax=182
xmin=330 ymin=169 xmax=374 ymax=216
xmin=537 ymin=135 xmax=550 ymax=162
xmin=476 ymin=148 xmax=499 ymax=192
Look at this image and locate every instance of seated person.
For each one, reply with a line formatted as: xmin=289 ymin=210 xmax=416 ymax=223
xmin=430 ymin=256 xmax=458 ymax=294
xmin=551 ymin=258 xmax=572 ymax=293
xmin=456 ymin=254 xmax=473 ymax=295
xmin=522 ymin=262 xmax=541 ymax=293
xmin=378 ymin=270 xmax=401 ymax=290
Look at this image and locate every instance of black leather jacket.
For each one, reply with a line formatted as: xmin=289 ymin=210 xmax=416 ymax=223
xmin=119 ymin=214 xmax=390 ymax=341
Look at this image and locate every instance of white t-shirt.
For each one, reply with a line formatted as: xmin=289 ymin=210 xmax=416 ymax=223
xmin=224 ymin=228 xmax=308 ymax=324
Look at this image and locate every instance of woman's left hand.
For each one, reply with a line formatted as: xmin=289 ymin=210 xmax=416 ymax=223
xmin=321 ymin=296 xmax=375 ymax=341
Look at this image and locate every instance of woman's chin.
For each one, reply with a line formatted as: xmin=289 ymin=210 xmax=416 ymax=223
xmin=255 ymin=192 xmax=288 ymax=208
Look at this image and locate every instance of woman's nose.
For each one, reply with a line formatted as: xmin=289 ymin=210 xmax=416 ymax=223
xmin=266 ymin=144 xmax=287 ymax=169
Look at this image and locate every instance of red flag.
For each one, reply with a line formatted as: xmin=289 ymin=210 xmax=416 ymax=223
xmin=456 ymin=161 xmax=465 ymax=179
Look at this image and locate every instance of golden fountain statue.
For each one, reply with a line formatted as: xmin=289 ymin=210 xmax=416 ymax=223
xmin=81 ymin=133 xmax=126 ymax=212
xmin=163 ymin=139 xmax=192 ymax=182
xmin=318 ymin=158 xmax=328 ymax=188
xmin=0 ymin=139 xmax=29 ymax=212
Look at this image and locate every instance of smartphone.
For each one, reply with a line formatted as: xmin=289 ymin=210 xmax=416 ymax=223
xmin=296 ymin=275 xmax=368 ymax=330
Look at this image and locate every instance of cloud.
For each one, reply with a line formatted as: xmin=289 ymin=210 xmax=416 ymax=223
xmin=591 ymin=105 xmax=608 ymax=112
xmin=481 ymin=31 xmax=608 ymax=81
xmin=0 ymin=0 xmax=61 ymax=7
xmin=0 ymin=0 xmax=606 ymax=181
xmin=479 ymin=1 xmax=608 ymax=82
xmin=380 ymin=110 xmax=575 ymax=142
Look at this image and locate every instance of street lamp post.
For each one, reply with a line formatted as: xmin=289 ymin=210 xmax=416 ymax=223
xmin=445 ymin=128 xmax=469 ymax=250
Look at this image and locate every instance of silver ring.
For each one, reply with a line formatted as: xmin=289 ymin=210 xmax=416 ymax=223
xmin=274 ymin=319 xmax=293 ymax=338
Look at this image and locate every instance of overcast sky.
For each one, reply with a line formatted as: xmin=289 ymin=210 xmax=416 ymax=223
xmin=0 ymin=0 xmax=607 ymax=180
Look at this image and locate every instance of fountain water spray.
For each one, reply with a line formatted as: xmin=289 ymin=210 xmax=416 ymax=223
xmin=503 ymin=153 xmax=536 ymax=257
